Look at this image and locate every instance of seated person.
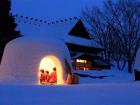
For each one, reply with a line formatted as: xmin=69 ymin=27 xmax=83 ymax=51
xmin=45 ymin=70 xmax=51 ymax=82
xmin=40 ymin=69 xmax=46 ymax=84
xmin=49 ymin=67 xmax=57 ymax=83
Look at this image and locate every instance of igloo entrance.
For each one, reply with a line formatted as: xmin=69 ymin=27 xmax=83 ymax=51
xmin=38 ymin=56 xmax=65 ymax=85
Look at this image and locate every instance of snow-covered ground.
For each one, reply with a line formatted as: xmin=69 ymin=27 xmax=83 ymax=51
xmin=74 ymin=69 xmax=134 ymax=84
xmin=0 ymin=69 xmax=140 ymax=105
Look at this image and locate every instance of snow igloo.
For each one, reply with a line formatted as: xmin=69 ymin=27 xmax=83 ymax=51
xmin=0 ymin=36 xmax=72 ymax=85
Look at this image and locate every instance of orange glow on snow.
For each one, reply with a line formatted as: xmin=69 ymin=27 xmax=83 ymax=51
xmin=38 ymin=55 xmax=65 ymax=85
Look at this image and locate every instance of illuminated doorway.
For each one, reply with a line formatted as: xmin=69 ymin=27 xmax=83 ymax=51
xmin=38 ymin=55 xmax=65 ymax=85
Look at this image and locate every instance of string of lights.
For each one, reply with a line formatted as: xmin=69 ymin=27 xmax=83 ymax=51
xmin=13 ymin=14 xmax=79 ymax=26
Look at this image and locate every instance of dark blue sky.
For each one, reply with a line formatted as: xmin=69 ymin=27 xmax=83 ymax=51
xmin=11 ymin=0 xmax=104 ymax=21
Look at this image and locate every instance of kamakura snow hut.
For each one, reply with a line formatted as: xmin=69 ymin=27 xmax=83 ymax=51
xmin=0 ymin=36 xmax=72 ymax=85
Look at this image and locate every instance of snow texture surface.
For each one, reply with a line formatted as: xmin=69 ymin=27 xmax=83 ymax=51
xmin=0 ymin=36 xmax=72 ymax=85
xmin=0 ymin=82 xmax=140 ymax=105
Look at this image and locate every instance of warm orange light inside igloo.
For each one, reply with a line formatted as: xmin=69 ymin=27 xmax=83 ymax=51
xmin=38 ymin=56 xmax=65 ymax=85
xmin=39 ymin=57 xmax=55 ymax=74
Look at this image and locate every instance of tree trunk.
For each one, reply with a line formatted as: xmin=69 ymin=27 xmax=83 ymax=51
xmin=128 ymin=61 xmax=132 ymax=73
xmin=121 ymin=61 xmax=126 ymax=71
xmin=116 ymin=61 xmax=121 ymax=70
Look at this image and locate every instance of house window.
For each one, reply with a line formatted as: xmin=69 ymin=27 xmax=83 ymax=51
xmin=76 ymin=59 xmax=87 ymax=63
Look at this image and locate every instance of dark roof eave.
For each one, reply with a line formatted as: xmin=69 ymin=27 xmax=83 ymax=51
xmin=66 ymin=43 xmax=104 ymax=53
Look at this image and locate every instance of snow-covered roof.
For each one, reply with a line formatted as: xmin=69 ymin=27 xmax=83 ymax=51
xmin=71 ymin=53 xmax=84 ymax=59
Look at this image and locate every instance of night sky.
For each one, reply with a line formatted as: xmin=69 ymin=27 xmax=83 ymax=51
xmin=11 ymin=0 xmax=104 ymax=21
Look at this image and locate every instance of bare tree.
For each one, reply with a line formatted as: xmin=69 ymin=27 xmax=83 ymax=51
xmin=82 ymin=0 xmax=140 ymax=73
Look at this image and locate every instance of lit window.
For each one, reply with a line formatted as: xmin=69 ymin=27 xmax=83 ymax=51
xmin=76 ymin=59 xmax=87 ymax=63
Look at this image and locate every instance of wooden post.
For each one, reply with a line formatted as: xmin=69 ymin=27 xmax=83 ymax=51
xmin=72 ymin=74 xmax=79 ymax=84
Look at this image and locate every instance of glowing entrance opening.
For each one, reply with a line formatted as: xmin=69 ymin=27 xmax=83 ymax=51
xmin=39 ymin=57 xmax=55 ymax=74
xmin=38 ymin=56 xmax=65 ymax=85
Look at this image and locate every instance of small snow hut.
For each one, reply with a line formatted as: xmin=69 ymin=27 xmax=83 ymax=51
xmin=0 ymin=36 xmax=72 ymax=85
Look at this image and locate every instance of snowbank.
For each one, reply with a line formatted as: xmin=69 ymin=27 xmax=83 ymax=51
xmin=73 ymin=69 xmax=134 ymax=84
xmin=0 ymin=81 xmax=140 ymax=105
